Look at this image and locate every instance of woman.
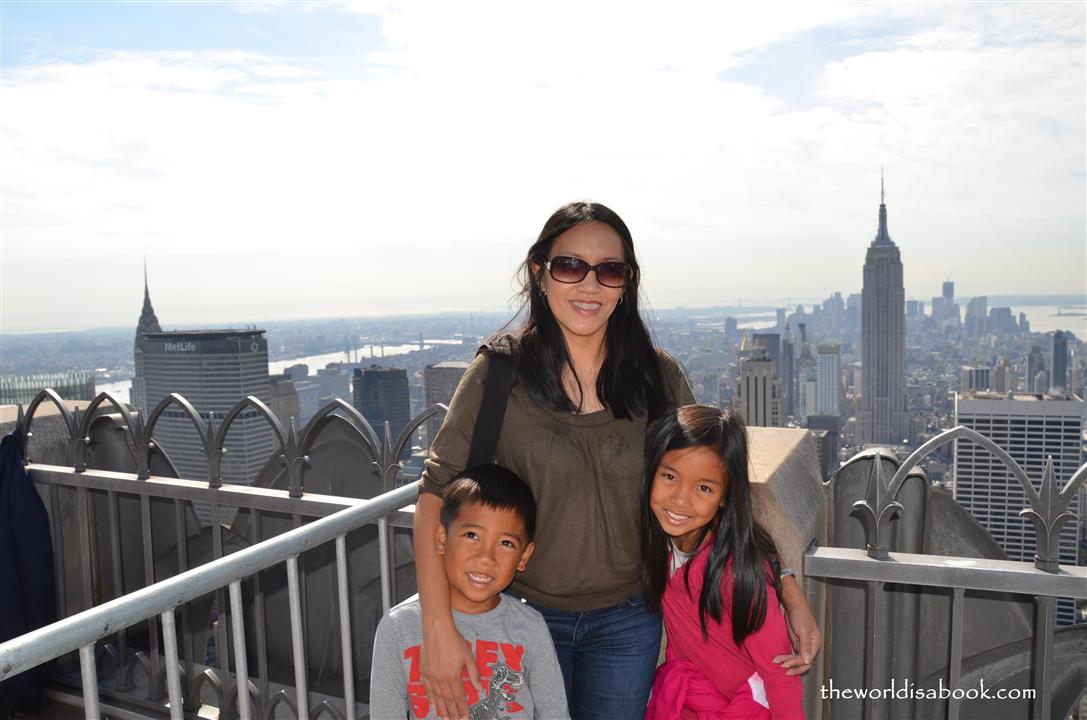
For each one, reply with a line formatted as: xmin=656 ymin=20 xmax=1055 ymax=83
xmin=413 ymin=202 xmax=818 ymax=719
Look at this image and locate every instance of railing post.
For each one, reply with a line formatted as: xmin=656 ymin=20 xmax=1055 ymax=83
xmin=1032 ymin=595 xmax=1055 ymax=720
xmin=863 ymin=580 xmax=884 ymax=720
xmin=229 ymin=581 xmax=252 ymax=720
xmin=947 ymin=587 xmax=965 ymax=720
xmin=336 ymin=535 xmax=356 ymax=720
xmin=161 ymin=609 xmax=184 ymax=720
xmin=286 ymin=555 xmax=309 ymax=719
xmin=79 ymin=643 xmax=102 ymax=720
xmin=378 ymin=517 xmax=392 ymax=614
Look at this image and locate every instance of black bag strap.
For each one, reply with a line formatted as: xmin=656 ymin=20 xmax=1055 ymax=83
xmin=466 ymin=352 xmax=515 ymax=468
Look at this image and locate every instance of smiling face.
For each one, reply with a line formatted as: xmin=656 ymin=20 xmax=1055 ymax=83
xmin=436 ymin=501 xmax=535 ymax=614
xmin=649 ymin=445 xmax=728 ymax=553
xmin=535 ymin=221 xmax=627 ymax=348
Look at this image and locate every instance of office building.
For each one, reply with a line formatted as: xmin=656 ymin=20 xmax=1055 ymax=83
xmin=132 ymin=275 xmax=274 ymax=508
xmin=353 ymin=365 xmax=411 ymax=442
xmin=423 ymin=361 xmax=469 ymax=446
xmin=269 ymin=376 xmax=302 ymax=427
xmin=989 ymin=307 xmax=1016 ymax=335
xmin=962 ymin=365 xmax=991 ymax=392
xmin=1052 ymin=331 xmax=1068 ymax=392
xmin=736 ymin=347 xmax=782 ymax=427
xmin=781 ymin=331 xmax=796 ymax=416
xmin=954 ymin=392 xmax=1084 ymax=625
xmin=138 ymin=329 xmax=275 ymax=497
xmin=816 ymin=343 xmax=841 ymax=415
xmin=807 ymin=413 xmax=841 ymax=480
xmin=965 ymin=296 xmax=988 ymax=336
xmin=858 ymin=178 xmax=908 ymax=445
xmin=294 ymin=381 xmax=322 ymax=425
xmin=1026 ymin=346 xmax=1046 ymax=394
xmin=752 ymin=333 xmax=781 ymax=374
xmin=314 ymin=365 xmax=352 ymax=403
xmin=993 ymin=360 xmax=1017 ymax=393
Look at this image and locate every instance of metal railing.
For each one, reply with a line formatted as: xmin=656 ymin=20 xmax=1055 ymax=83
xmin=805 ymin=425 xmax=1087 ymax=720
xmin=1 ymin=481 xmax=419 ymax=719
xmin=5 ymin=391 xmax=1086 ymax=719
xmin=3 ymin=388 xmax=442 ymax=719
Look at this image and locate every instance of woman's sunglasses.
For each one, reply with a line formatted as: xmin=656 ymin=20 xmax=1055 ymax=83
xmin=543 ymin=256 xmax=632 ymax=288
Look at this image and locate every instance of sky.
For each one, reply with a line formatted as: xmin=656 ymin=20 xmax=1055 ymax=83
xmin=1 ymin=1 xmax=1084 ymax=333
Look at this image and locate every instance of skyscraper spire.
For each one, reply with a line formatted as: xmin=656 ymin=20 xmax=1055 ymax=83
xmin=137 ymin=260 xmax=162 ymax=338
xmin=873 ymin=170 xmax=893 ymax=246
xmin=881 ymin=166 xmax=884 ymax=204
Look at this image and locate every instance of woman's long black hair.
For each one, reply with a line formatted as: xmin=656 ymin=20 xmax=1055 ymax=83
xmin=641 ymin=405 xmax=782 ymax=643
xmin=487 ymin=201 xmax=668 ymax=420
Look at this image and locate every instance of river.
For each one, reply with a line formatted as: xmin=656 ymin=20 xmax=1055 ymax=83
xmin=96 ymin=339 xmax=464 ymax=403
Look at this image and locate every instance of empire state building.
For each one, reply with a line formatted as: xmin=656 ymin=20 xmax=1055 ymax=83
xmin=858 ymin=178 xmax=908 ymax=445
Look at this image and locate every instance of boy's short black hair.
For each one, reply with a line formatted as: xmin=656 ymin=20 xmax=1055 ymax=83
xmin=440 ymin=464 xmax=537 ymax=541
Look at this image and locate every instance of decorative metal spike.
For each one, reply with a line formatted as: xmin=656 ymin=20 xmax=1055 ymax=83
xmin=1020 ymin=456 xmax=1078 ymax=572
xmin=205 ymin=411 xmax=223 ymax=489
xmin=16 ymin=403 xmax=29 ymax=464
xmin=287 ymin=415 xmax=301 ymax=448
xmin=206 ymin=410 xmax=218 ymax=444
xmin=849 ymin=450 xmax=902 ymax=560
xmin=72 ymin=406 xmax=88 ymax=473
xmin=382 ymin=420 xmax=394 ymax=464
xmin=285 ymin=416 xmax=309 ymax=499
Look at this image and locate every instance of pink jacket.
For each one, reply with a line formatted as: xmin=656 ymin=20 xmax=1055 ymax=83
xmin=646 ymin=543 xmax=804 ymax=720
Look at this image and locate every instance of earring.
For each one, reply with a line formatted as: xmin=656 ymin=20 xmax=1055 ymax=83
xmin=618 ymin=295 xmax=624 ymax=305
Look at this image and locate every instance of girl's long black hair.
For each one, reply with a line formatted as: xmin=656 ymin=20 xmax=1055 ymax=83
xmin=641 ymin=405 xmax=782 ymax=643
xmin=487 ymin=201 xmax=668 ymax=420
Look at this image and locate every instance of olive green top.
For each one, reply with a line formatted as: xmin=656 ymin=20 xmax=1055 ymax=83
xmin=421 ymin=351 xmax=695 ymax=611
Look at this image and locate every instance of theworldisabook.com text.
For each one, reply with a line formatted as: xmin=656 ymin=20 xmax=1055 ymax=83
xmin=820 ymin=678 xmax=1035 ymax=701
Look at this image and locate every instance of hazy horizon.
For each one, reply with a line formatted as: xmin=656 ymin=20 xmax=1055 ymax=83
xmin=2 ymin=2 xmax=1084 ymax=334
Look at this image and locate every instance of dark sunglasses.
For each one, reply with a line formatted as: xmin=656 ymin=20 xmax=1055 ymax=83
xmin=543 ymin=256 xmax=632 ymax=288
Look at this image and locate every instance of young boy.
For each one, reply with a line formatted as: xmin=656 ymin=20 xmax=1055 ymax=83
xmin=369 ymin=464 xmax=570 ymax=720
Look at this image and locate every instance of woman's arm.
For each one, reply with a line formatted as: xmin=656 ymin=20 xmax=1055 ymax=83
xmin=413 ymin=491 xmax=481 ymax=719
xmin=413 ymin=355 xmax=491 ymax=718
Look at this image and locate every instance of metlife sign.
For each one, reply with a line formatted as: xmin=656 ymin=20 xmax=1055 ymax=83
xmin=163 ymin=341 xmax=198 ymax=352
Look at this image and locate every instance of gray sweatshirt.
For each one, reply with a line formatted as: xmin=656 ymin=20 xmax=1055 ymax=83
xmin=369 ymin=594 xmax=570 ymax=720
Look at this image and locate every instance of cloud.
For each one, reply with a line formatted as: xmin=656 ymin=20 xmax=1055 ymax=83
xmin=0 ymin=3 xmax=1083 ymax=332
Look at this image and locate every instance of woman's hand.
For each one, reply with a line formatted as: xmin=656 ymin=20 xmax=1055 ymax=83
xmin=773 ymin=575 xmax=822 ymax=676
xmin=421 ymin=615 xmax=481 ymax=720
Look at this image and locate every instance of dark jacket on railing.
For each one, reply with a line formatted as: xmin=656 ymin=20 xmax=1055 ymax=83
xmin=0 ymin=429 xmax=56 ymax=715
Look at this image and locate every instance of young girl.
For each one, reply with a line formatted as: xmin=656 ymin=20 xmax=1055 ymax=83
xmin=642 ymin=405 xmax=804 ymax=719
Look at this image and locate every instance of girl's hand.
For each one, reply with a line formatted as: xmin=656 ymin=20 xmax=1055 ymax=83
xmin=421 ymin=615 xmax=482 ymax=720
xmin=774 ymin=575 xmax=822 ymax=676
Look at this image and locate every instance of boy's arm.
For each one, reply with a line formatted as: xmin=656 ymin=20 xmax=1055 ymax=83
xmin=370 ymin=615 xmax=411 ymax=720
xmin=526 ymin=615 xmax=571 ymax=720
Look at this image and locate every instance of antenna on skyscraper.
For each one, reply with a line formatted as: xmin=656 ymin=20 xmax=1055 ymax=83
xmin=881 ymin=166 xmax=885 ymax=204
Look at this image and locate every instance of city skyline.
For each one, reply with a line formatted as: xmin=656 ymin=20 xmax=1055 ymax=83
xmin=1 ymin=2 xmax=1084 ymax=333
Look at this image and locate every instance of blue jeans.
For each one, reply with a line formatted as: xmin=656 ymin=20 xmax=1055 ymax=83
xmin=528 ymin=594 xmax=662 ymax=720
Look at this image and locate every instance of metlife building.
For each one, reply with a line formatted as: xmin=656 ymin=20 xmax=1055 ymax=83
xmin=138 ymin=329 xmax=275 ymax=521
